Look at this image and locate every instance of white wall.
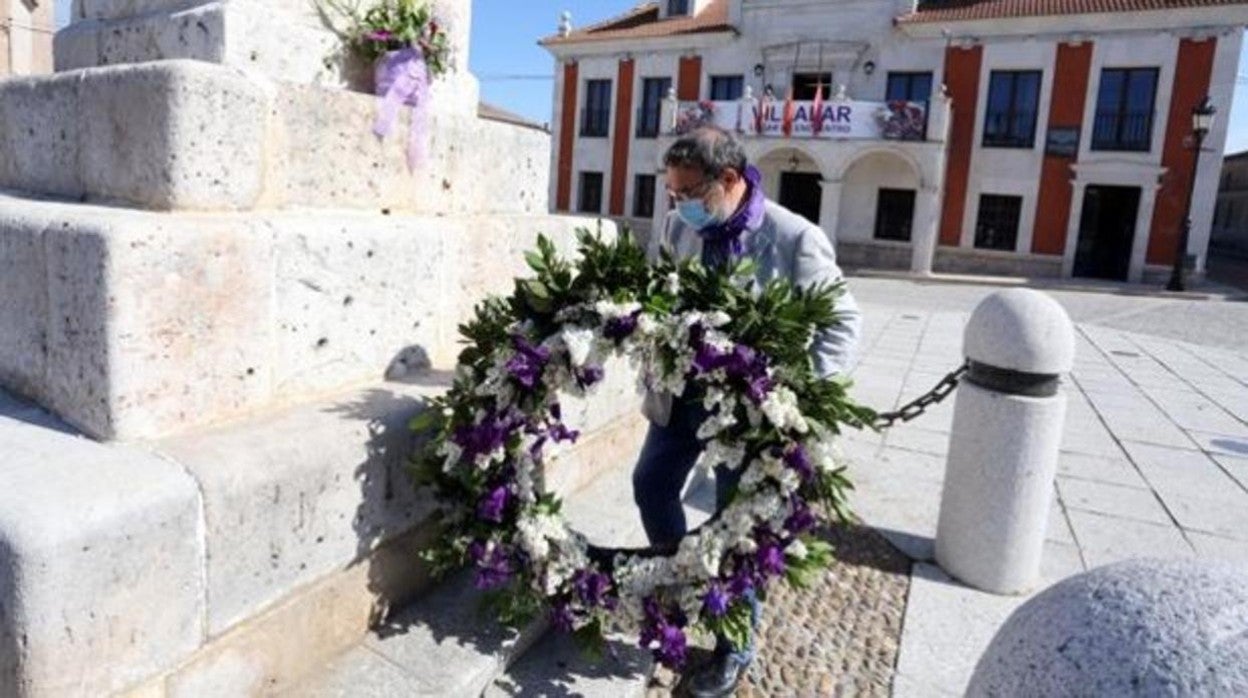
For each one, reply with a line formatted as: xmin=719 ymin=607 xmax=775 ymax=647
xmin=837 ymin=151 xmax=922 ymax=243
xmin=960 ymin=38 xmax=1055 ymax=253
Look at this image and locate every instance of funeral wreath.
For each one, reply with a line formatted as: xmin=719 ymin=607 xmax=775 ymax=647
xmin=410 ymin=229 xmax=876 ymax=669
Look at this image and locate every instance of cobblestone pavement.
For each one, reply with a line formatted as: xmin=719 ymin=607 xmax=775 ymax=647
xmin=646 ymin=524 xmax=911 ymax=697
xmin=736 ymin=525 xmax=911 ymax=697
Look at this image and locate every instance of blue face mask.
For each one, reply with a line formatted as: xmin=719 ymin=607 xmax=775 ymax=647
xmin=676 ymin=198 xmax=721 ymax=230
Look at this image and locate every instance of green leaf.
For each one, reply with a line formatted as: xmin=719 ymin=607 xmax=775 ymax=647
xmin=408 ymin=408 xmax=440 ymax=434
xmin=524 ymin=250 xmax=547 ymax=273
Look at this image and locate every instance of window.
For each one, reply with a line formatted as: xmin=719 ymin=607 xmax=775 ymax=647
xmin=1092 ymin=68 xmax=1158 ymax=152
xmin=792 ymin=73 xmax=833 ymax=100
xmin=581 ymin=79 xmax=612 ymax=137
xmin=667 ymin=0 xmax=689 ymax=15
xmin=886 ymin=72 xmax=933 ymax=102
xmin=637 ymin=77 xmax=671 ymax=138
xmin=974 ymin=195 xmax=1023 ymax=250
xmin=710 ymin=75 xmax=745 ymax=101
xmin=983 ymin=71 xmax=1041 ymax=148
xmin=874 ymin=189 xmax=916 ymax=241
xmin=578 ymin=172 xmax=604 ymax=214
xmin=634 ymin=174 xmax=657 ymax=218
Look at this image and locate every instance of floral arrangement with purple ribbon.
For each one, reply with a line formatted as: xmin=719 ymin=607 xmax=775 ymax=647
xmin=318 ymin=0 xmax=451 ymax=170
xmin=411 ymin=229 xmax=875 ymax=670
xmin=875 ymin=100 xmax=927 ymax=142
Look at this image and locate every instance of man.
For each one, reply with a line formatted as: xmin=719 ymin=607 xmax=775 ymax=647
xmin=632 ymin=126 xmax=862 ymax=697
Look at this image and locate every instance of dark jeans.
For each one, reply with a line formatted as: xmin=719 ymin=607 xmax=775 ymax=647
xmin=631 ymin=395 xmax=760 ymax=663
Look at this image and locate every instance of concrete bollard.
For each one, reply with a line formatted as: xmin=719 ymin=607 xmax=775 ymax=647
xmin=934 ymin=289 xmax=1075 ymax=594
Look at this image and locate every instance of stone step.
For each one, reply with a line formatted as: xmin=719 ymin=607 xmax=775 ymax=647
xmin=0 ymin=59 xmax=532 ymax=214
xmin=0 ymin=365 xmax=647 ymax=696
xmin=284 ymin=570 xmax=547 ymax=698
xmin=483 ymin=631 xmax=653 ymax=698
xmin=0 ymin=191 xmax=609 ymax=440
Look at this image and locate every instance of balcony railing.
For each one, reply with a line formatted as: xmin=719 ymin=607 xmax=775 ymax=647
xmin=1091 ymin=111 xmax=1153 ymax=152
xmin=661 ymin=97 xmax=932 ymax=142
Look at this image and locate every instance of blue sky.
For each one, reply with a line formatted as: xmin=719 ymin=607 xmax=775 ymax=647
xmin=56 ymin=1 xmax=1246 ymax=152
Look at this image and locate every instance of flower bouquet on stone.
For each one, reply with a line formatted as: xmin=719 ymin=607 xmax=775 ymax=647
xmin=409 ymin=227 xmax=876 ymax=671
xmin=317 ymin=0 xmax=451 ymax=169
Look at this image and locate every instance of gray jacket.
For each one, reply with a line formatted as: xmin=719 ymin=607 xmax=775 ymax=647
xmin=642 ymin=200 xmax=863 ymax=426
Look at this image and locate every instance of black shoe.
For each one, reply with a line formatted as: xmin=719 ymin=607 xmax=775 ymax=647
xmin=687 ymin=651 xmax=749 ymax=698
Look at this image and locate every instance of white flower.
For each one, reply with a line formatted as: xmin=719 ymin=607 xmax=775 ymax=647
xmin=516 ymin=513 xmax=569 ymax=562
xmin=560 ymin=326 xmax=596 ymax=367
xmin=787 ymin=539 xmax=809 ymax=561
xmin=665 ymin=272 xmax=681 ymax=295
xmin=760 ymin=387 xmax=810 ymax=434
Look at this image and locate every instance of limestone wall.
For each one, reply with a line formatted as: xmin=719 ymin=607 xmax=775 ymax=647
xmin=0 ymin=196 xmax=610 ymax=440
xmin=0 ymin=60 xmax=531 ymax=213
xmin=59 ymin=0 xmax=477 ymax=109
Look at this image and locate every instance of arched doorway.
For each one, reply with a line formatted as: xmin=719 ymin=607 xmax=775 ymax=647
xmin=756 ymin=147 xmax=823 ymax=226
xmin=836 ymin=149 xmax=922 ymax=246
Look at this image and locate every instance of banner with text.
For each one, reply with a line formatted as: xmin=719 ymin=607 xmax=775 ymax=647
xmin=671 ymin=99 xmax=927 ymax=141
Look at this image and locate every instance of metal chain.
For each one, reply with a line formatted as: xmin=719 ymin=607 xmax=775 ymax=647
xmin=874 ymin=360 xmax=970 ymax=429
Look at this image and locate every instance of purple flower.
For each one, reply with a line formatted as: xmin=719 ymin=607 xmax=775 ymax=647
xmin=727 ymin=563 xmax=755 ymax=597
xmin=603 ymin=312 xmax=640 ymax=341
xmin=784 ymin=497 xmax=817 ymax=535
xmin=655 ymin=624 xmax=688 ymax=668
xmin=468 ymin=541 xmax=513 ymax=589
xmin=746 ymin=373 xmax=774 ymax=404
xmin=693 ymin=343 xmax=726 ymax=374
xmin=575 ymin=364 xmax=604 ymax=389
xmin=476 ymin=485 xmax=511 ymax=523
xmin=363 ymin=29 xmax=394 ymax=42
xmin=506 ymin=335 xmax=551 ymax=390
xmin=702 ymin=582 xmax=730 ymax=617
xmin=638 ymin=597 xmax=690 ymax=669
xmin=783 ymin=444 xmax=815 ymax=481
xmin=550 ymin=600 xmax=575 ymax=632
xmin=548 ymin=422 xmax=580 ymax=444
xmin=757 ymin=543 xmax=786 ymax=579
xmin=452 ymin=410 xmax=521 ymax=462
xmin=722 ymin=344 xmax=758 ymax=377
xmin=572 ymin=569 xmax=613 ymax=608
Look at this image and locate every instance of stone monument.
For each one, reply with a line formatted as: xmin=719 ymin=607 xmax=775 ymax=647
xmin=969 ymin=558 xmax=1248 ymax=696
xmin=0 ymin=2 xmax=643 ymax=695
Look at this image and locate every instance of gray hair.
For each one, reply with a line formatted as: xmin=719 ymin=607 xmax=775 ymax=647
xmin=662 ymin=126 xmax=748 ymax=180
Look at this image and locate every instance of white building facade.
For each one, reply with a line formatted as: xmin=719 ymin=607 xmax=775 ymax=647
xmin=542 ymin=0 xmax=1248 ymax=282
xmin=1 ymin=0 xmax=53 ymax=76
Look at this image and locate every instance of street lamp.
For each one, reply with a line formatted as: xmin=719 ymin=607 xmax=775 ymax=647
xmin=1167 ymin=95 xmax=1216 ymax=292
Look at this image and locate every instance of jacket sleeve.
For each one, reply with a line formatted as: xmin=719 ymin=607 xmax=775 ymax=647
xmin=793 ymin=226 xmax=863 ymax=377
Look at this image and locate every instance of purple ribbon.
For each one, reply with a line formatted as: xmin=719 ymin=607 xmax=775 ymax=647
xmin=373 ymin=47 xmax=430 ymax=171
xmin=699 ymin=164 xmax=766 ymax=268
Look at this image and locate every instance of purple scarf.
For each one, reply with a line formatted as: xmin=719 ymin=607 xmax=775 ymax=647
xmin=699 ymin=164 xmax=766 ymax=269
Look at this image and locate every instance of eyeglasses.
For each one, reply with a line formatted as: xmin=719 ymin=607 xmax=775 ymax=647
xmin=665 ymin=178 xmax=715 ymax=203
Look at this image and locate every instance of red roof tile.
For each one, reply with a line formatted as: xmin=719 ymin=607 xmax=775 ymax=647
xmin=540 ymin=0 xmax=734 ymax=46
xmin=898 ymin=0 xmax=1248 ymax=23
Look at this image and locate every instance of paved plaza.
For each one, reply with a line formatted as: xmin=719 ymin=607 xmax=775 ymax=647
xmin=838 ymin=276 xmax=1248 ymax=696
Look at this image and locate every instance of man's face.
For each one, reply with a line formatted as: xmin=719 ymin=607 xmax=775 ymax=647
xmin=665 ymin=165 xmax=739 ymax=220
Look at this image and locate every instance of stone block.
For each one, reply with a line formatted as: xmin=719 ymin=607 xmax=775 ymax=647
xmin=0 ymin=391 xmax=205 ymax=698
xmin=63 ymin=0 xmax=474 ymax=95
xmin=3 ymin=60 xmax=508 ymax=213
xmin=36 ymin=206 xmax=277 ymax=439
xmin=969 ymin=559 xmax=1248 ymax=697
xmin=0 ymin=191 xmax=606 ymax=439
xmin=154 ymin=380 xmax=442 ymax=635
xmin=77 ymin=60 xmax=271 ymax=210
xmin=0 ymin=71 xmax=84 ymax=199
xmin=269 ymin=213 xmax=451 ymax=396
xmin=0 ymin=210 xmax=48 ymax=400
